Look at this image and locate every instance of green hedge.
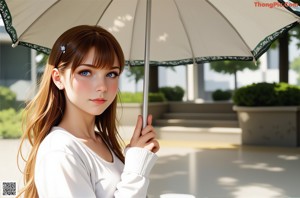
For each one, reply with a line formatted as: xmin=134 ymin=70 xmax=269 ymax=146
xmin=118 ymin=92 xmax=166 ymax=103
xmin=148 ymin=92 xmax=166 ymax=102
xmin=212 ymin=89 xmax=232 ymax=101
xmin=118 ymin=92 xmax=143 ymax=103
xmin=159 ymin=86 xmax=184 ymax=101
xmin=233 ymin=82 xmax=300 ymax=106
xmin=0 ymin=108 xmax=23 ymax=139
xmin=0 ymin=86 xmax=16 ymax=110
xmin=0 ymin=86 xmax=22 ymax=139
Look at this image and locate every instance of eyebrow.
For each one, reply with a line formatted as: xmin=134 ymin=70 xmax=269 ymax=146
xmin=80 ymin=64 xmax=120 ymax=70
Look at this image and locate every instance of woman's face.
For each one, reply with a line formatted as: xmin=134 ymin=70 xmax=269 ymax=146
xmin=58 ymin=48 xmax=120 ymax=117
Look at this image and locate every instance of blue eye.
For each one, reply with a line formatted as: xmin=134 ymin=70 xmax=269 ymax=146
xmin=107 ymin=72 xmax=119 ymax=78
xmin=80 ymin=70 xmax=91 ymax=76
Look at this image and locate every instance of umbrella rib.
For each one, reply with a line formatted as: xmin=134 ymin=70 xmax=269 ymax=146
xmin=173 ymin=0 xmax=197 ymax=65
xmin=95 ymin=0 xmax=113 ymax=25
xmin=205 ymin=0 xmax=255 ymax=61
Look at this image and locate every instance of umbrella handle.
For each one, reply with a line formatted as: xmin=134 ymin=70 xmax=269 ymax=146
xmin=142 ymin=0 xmax=151 ymax=128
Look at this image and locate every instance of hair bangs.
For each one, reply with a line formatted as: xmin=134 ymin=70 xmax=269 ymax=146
xmin=92 ymin=36 xmax=117 ymax=70
xmin=68 ymin=34 xmax=122 ymax=73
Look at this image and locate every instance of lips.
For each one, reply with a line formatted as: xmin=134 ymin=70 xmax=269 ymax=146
xmin=90 ymin=98 xmax=107 ymax=105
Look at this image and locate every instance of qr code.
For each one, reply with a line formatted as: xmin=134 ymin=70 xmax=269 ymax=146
xmin=2 ymin=182 xmax=16 ymax=196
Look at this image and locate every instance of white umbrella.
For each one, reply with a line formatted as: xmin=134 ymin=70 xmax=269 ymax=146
xmin=1 ymin=0 xmax=299 ymax=126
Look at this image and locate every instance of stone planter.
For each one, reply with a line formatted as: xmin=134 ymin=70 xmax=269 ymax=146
xmin=233 ymin=106 xmax=300 ymax=147
xmin=117 ymin=102 xmax=168 ymax=125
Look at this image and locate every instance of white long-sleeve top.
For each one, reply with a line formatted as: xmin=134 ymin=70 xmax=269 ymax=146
xmin=35 ymin=127 xmax=158 ymax=198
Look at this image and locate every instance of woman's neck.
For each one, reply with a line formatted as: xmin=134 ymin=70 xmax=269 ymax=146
xmin=58 ymin=105 xmax=97 ymax=140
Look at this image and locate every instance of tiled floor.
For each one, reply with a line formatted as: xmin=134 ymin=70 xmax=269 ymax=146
xmin=148 ymin=141 xmax=300 ymax=198
xmin=1 ymin=139 xmax=300 ymax=198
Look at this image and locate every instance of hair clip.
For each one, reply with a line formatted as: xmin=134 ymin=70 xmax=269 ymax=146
xmin=60 ymin=45 xmax=66 ymax=54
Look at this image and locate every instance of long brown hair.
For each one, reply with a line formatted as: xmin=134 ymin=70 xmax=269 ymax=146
xmin=17 ymin=25 xmax=125 ymax=198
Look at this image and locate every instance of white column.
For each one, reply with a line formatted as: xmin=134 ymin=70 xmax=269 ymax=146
xmin=260 ymin=53 xmax=268 ymax=82
xmin=197 ymin=63 xmax=205 ymax=102
xmin=186 ymin=64 xmax=199 ymax=101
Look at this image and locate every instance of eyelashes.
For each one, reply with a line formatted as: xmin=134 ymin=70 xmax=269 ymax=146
xmin=79 ymin=70 xmax=91 ymax=76
xmin=78 ymin=70 xmax=119 ymax=78
xmin=107 ymin=71 xmax=119 ymax=78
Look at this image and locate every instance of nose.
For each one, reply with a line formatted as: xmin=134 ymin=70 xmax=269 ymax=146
xmin=96 ymin=78 xmax=108 ymax=92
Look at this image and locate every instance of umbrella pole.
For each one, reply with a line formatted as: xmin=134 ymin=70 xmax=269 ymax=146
xmin=142 ymin=0 xmax=151 ymax=128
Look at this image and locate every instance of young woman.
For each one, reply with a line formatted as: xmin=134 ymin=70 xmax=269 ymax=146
xmin=17 ymin=25 xmax=159 ymax=198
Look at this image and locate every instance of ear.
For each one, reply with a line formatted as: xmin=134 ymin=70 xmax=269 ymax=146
xmin=52 ymin=68 xmax=64 ymax=90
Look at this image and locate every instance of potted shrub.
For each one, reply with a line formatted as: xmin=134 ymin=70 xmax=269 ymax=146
xmin=212 ymin=89 xmax=232 ymax=101
xmin=159 ymin=86 xmax=184 ymax=101
xmin=233 ymin=82 xmax=300 ymax=147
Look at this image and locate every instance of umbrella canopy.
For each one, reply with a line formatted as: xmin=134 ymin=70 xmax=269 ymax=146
xmin=1 ymin=0 xmax=299 ymax=65
xmin=1 ymin=0 xmax=300 ymax=125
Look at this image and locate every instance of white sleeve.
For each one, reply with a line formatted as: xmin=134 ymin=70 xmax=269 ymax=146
xmin=114 ymin=147 xmax=158 ymax=198
xmin=35 ymin=151 xmax=96 ymax=198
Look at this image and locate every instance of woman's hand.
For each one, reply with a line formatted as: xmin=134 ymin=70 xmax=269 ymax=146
xmin=128 ymin=114 xmax=160 ymax=153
